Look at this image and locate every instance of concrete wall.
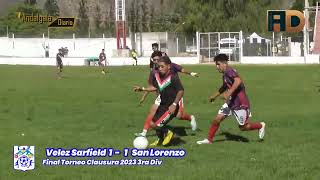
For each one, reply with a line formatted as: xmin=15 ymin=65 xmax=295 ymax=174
xmin=241 ymin=55 xmax=319 ymax=64
xmin=0 ymin=57 xmax=200 ymax=66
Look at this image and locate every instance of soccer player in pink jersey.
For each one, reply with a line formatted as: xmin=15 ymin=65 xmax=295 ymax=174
xmin=135 ymin=52 xmax=198 ymax=137
xmin=134 ymin=56 xmax=187 ymax=146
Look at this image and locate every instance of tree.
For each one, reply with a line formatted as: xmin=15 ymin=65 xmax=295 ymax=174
xmin=24 ymin=0 xmax=37 ymax=6
xmin=44 ymin=0 xmax=59 ymax=16
xmin=94 ymin=5 xmax=104 ymax=37
xmin=76 ymin=0 xmax=89 ymax=37
xmin=128 ymin=0 xmax=139 ymax=33
xmin=171 ymin=0 xmax=288 ymax=34
xmin=0 ymin=3 xmax=47 ymax=37
xmin=140 ymin=0 xmax=150 ymax=32
xmin=107 ymin=3 xmax=115 ymax=37
xmin=149 ymin=5 xmax=155 ymax=32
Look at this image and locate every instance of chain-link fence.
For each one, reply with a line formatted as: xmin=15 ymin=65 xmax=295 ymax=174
xmin=133 ymin=32 xmax=196 ymax=57
xmin=198 ymin=32 xmax=242 ymax=63
xmin=242 ymin=33 xmax=293 ymax=57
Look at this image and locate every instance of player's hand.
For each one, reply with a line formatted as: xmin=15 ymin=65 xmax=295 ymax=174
xmin=133 ymin=86 xmax=143 ymax=92
xmin=190 ymin=72 xmax=199 ymax=77
xmin=209 ymin=96 xmax=216 ymax=103
xmin=139 ymin=96 xmax=146 ymax=104
xmin=168 ymin=104 xmax=177 ymax=114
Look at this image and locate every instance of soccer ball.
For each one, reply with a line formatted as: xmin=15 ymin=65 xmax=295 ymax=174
xmin=133 ymin=136 xmax=148 ymax=149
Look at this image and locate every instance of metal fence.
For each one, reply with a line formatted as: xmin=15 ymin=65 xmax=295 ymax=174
xmin=133 ymin=32 xmax=196 ymax=57
xmin=242 ymin=33 xmax=292 ymax=57
xmin=198 ymin=32 xmax=242 ymax=63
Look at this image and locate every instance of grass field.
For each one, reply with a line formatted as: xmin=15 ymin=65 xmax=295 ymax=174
xmin=0 ymin=64 xmax=319 ymax=180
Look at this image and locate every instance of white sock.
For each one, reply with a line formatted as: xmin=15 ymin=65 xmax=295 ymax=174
xmin=141 ymin=129 xmax=147 ymax=136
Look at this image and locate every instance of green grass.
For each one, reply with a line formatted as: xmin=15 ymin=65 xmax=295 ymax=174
xmin=0 ymin=64 xmax=319 ymax=180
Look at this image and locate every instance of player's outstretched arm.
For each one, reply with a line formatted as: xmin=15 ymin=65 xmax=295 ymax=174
xmin=181 ymin=68 xmax=199 ymax=77
xmin=209 ymin=92 xmax=221 ymax=102
xmin=139 ymin=91 xmax=149 ymax=104
xmin=209 ymin=83 xmax=227 ymax=102
xmin=133 ymin=85 xmax=157 ymax=92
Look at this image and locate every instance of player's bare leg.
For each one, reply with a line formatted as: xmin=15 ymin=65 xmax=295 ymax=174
xmin=99 ymin=61 xmax=106 ymax=74
xmin=176 ymin=111 xmax=197 ymax=131
xmin=135 ymin=104 xmax=158 ymax=137
xmin=56 ymin=67 xmax=62 ymax=79
xmin=197 ymin=114 xmax=226 ymax=144
xmin=175 ymin=98 xmax=197 ymax=131
xmin=238 ymin=120 xmax=266 ymax=140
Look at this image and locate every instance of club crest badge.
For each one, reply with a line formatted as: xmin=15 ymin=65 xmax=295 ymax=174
xmin=13 ymin=146 xmax=35 ymax=171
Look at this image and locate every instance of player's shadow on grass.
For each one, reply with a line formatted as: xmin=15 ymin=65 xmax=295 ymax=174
xmin=170 ymin=125 xmax=198 ymax=136
xmin=147 ymin=125 xmax=197 ymax=137
xmin=169 ymin=137 xmax=186 ymax=146
xmin=148 ymin=126 xmax=190 ymax=136
xmin=215 ymin=131 xmax=249 ymax=143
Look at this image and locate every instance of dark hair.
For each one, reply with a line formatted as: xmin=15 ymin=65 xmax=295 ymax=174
xmin=158 ymin=55 xmax=171 ymax=65
xmin=102 ymin=49 xmax=105 ymax=51
xmin=151 ymin=51 xmax=163 ymax=58
xmin=214 ymin=54 xmax=229 ymax=62
xmin=152 ymin=43 xmax=159 ymax=47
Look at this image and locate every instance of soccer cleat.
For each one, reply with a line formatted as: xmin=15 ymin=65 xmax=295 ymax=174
xmin=196 ymin=138 xmax=212 ymax=145
xmin=162 ymin=130 xmax=174 ymax=146
xmin=149 ymin=139 xmax=161 ymax=147
xmin=134 ymin=132 xmax=146 ymax=137
xmin=259 ymin=122 xmax=266 ymax=139
xmin=190 ymin=115 xmax=197 ymax=131
xmin=101 ymin=70 xmax=106 ymax=74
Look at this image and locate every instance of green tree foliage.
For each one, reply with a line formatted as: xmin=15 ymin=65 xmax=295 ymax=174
xmin=76 ymin=0 xmax=89 ymax=37
xmin=0 ymin=0 xmax=307 ymax=37
xmin=44 ymin=0 xmax=59 ymax=16
xmin=0 ymin=3 xmax=47 ymax=37
xmin=140 ymin=0 xmax=150 ymax=32
xmin=128 ymin=0 xmax=139 ymax=33
xmin=104 ymin=3 xmax=115 ymax=37
xmin=174 ymin=0 xmax=278 ymax=34
xmin=94 ymin=5 xmax=103 ymax=36
xmin=24 ymin=0 xmax=37 ymax=6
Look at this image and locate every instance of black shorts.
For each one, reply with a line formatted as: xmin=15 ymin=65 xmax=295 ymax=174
xmin=152 ymin=104 xmax=179 ymax=128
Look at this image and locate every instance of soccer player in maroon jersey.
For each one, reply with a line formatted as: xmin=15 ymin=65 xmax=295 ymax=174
xmin=197 ymin=54 xmax=266 ymax=144
xmin=99 ymin=49 xmax=107 ymax=74
xmin=134 ymin=56 xmax=185 ymax=146
xmin=135 ymin=52 xmax=198 ymax=137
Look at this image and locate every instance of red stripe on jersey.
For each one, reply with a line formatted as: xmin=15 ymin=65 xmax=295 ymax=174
xmin=154 ymin=111 xmax=171 ymax=127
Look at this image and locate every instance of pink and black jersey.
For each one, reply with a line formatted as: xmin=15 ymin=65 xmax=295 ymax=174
xmin=223 ymin=66 xmax=250 ymax=110
xmin=151 ymin=62 xmax=182 ymax=73
xmin=151 ymin=70 xmax=184 ymax=106
xmin=148 ymin=63 xmax=182 ymax=85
